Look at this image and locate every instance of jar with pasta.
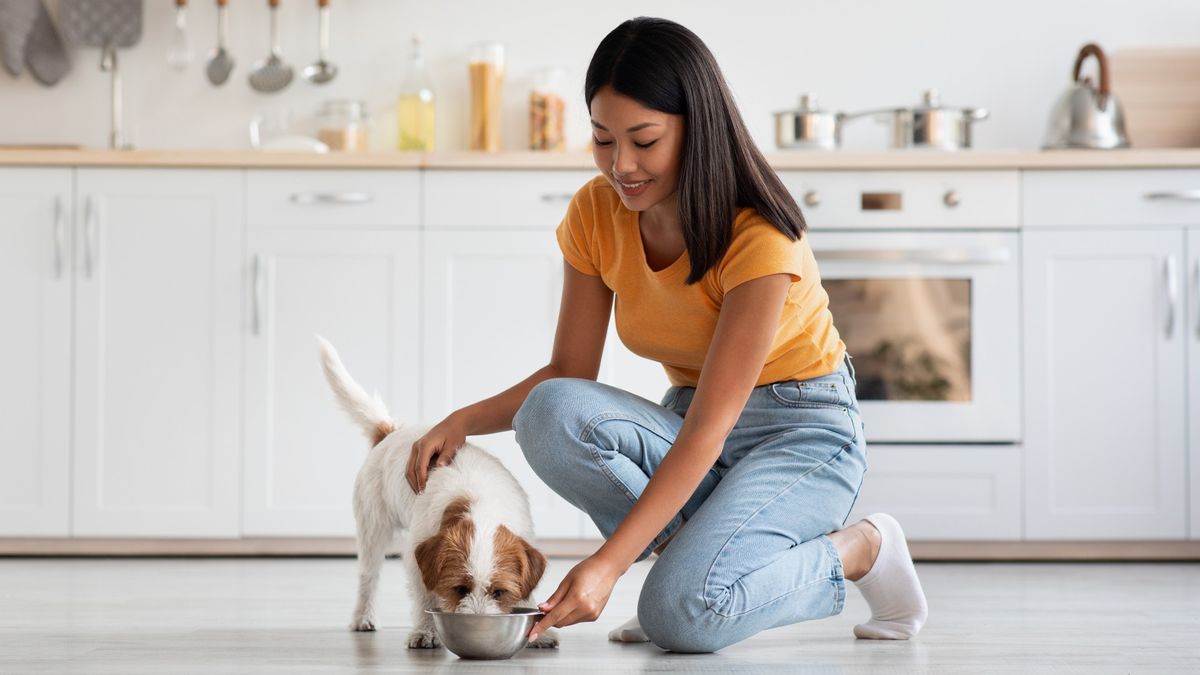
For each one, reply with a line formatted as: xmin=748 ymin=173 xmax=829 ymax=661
xmin=529 ymin=67 xmax=566 ymax=151
xmin=468 ymin=42 xmax=504 ymax=152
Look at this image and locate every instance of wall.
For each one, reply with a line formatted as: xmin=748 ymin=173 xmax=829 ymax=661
xmin=1 ymin=0 xmax=1195 ymax=152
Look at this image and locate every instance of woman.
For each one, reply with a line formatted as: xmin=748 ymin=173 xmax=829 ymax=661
xmin=407 ymin=17 xmax=928 ymax=653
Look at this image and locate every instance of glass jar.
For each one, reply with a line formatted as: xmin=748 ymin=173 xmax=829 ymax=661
xmin=316 ymin=99 xmax=369 ymax=152
xmin=468 ymin=41 xmax=504 ymax=152
xmin=529 ymin=67 xmax=566 ymax=151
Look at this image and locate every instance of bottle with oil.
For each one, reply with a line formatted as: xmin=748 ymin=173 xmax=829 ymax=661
xmin=397 ymin=34 xmax=436 ymax=151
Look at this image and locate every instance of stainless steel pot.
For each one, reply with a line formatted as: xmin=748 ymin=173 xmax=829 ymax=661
xmin=1042 ymin=43 xmax=1130 ymax=149
xmin=774 ymin=93 xmax=842 ymax=150
xmin=853 ymin=90 xmax=988 ymax=150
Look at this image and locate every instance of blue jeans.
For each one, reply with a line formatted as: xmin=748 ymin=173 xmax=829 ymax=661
xmin=512 ymin=355 xmax=868 ymax=653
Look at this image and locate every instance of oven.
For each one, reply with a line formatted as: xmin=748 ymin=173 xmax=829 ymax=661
xmin=789 ymin=170 xmax=1021 ymax=444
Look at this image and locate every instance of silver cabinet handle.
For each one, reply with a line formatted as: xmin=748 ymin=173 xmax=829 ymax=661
xmin=289 ymin=192 xmax=373 ymax=205
xmin=1164 ymin=256 xmax=1178 ymax=339
xmin=540 ymin=193 xmax=574 ymax=203
xmin=1144 ymin=190 xmax=1200 ymax=202
xmin=813 ymin=247 xmax=1011 ymax=265
xmin=83 ymin=196 xmax=97 ymax=278
xmin=53 ymin=196 xmax=65 ymax=280
xmin=252 ymin=254 xmax=266 ymax=336
xmin=803 ymin=190 xmax=820 ymax=208
xmin=943 ymin=190 xmax=961 ymax=208
xmin=1193 ymin=258 xmax=1200 ymax=341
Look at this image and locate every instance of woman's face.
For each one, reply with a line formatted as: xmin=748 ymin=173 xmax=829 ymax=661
xmin=589 ymin=85 xmax=685 ymax=217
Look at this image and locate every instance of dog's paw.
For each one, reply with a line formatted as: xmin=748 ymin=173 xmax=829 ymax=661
xmin=350 ymin=614 xmax=377 ymax=632
xmin=527 ymin=628 xmax=559 ymax=649
xmin=406 ymin=629 xmax=441 ymax=649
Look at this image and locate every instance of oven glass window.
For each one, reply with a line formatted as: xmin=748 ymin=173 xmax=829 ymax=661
xmin=824 ymin=278 xmax=971 ymax=401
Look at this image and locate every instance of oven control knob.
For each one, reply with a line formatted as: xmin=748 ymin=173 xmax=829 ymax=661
xmin=803 ymin=190 xmax=821 ymax=208
xmin=943 ymin=190 xmax=961 ymax=208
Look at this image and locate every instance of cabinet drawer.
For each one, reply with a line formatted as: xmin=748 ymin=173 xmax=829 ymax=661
xmin=425 ymin=169 xmax=600 ymax=228
xmin=779 ymin=170 xmax=1019 ymax=230
xmin=246 ymin=170 xmax=419 ymax=229
xmin=1024 ymin=169 xmax=1200 ymax=227
xmin=849 ymin=445 xmax=1021 ymax=540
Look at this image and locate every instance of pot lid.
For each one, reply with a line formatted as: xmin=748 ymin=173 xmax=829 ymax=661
xmin=774 ymin=92 xmax=831 ymax=115
xmin=911 ymin=88 xmax=980 ymax=113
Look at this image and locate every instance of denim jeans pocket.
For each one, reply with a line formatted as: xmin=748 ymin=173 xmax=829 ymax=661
xmin=768 ymin=379 xmax=852 ymax=410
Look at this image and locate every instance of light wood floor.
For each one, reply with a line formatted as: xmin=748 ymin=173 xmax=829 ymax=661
xmin=2 ymin=557 xmax=1198 ymax=673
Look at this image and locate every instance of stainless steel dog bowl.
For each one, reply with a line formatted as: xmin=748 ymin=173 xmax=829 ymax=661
xmin=425 ymin=607 xmax=544 ymax=660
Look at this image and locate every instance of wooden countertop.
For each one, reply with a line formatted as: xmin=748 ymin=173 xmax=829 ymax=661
xmin=4 ymin=148 xmax=1200 ymax=170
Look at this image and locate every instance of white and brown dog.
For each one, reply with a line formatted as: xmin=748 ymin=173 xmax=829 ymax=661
xmin=317 ymin=337 xmax=558 ymax=649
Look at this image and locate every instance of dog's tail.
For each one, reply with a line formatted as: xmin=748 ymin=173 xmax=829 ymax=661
xmin=316 ymin=335 xmax=397 ymax=446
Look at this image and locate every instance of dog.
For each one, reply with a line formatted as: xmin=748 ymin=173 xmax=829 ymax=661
xmin=316 ymin=336 xmax=558 ymax=649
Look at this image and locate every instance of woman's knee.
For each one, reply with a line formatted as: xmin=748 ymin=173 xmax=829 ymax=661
xmin=513 ymin=377 xmax=594 ymax=464
xmin=636 ymin=563 xmax=727 ymax=653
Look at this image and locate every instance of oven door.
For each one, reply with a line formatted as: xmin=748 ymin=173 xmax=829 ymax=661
xmin=811 ymin=230 xmax=1020 ymax=443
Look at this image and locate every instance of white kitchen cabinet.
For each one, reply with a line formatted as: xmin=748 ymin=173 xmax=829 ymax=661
xmin=423 ymin=170 xmax=599 ymax=229
xmin=1190 ymin=229 xmax=1200 ymax=540
xmin=0 ymin=169 xmax=72 ymax=536
xmin=242 ymin=230 xmax=420 ymax=536
xmin=422 ymin=229 xmax=592 ymax=538
xmin=71 ymin=169 xmax=243 ymax=537
xmin=1022 ymin=229 xmax=1188 ymax=540
xmin=849 ymin=445 xmax=1022 ymax=540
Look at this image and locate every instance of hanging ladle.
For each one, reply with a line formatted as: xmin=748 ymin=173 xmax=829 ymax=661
xmin=302 ymin=0 xmax=337 ymax=84
xmin=248 ymin=0 xmax=292 ymax=93
xmin=204 ymin=0 xmax=233 ymax=85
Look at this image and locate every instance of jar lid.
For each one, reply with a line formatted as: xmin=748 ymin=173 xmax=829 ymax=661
xmin=319 ymin=99 xmax=367 ymax=115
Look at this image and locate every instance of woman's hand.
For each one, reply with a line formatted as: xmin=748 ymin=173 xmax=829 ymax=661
xmin=528 ymin=551 xmax=625 ymax=642
xmin=406 ymin=414 xmax=467 ymax=493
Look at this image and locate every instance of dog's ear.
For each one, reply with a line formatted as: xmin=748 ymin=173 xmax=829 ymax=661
xmin=414 ymin=534 xmax=443 ymax=592
xmin=518 ymin=535 xmax=547 ymax=599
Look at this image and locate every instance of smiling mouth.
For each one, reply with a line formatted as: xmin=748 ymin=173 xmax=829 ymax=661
xmin=616 ymin=179 xmax=651 ymax=189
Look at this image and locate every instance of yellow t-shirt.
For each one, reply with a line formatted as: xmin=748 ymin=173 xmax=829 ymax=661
xmin=555 ymin=175 xmax=846 ymax=387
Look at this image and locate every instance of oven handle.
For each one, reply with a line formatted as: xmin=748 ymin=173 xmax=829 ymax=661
xmin=813 ymin=247 xmax=1012 ymax=265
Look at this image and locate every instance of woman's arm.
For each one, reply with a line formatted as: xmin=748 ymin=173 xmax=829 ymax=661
xmin=596 ymin=272 xmax=793 ymax=568
xmin=529 ymin=273 xmax=794 ymax=636
xmin=407 ymin=262 xmax=613 ymax=492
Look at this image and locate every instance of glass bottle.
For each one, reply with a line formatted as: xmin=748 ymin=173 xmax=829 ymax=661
xmin=396 ymin=34 xmax=436 ymax=151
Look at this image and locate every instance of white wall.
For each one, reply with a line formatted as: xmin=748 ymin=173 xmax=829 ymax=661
xmin=1 ymin=0 xmax=1196 ymax=152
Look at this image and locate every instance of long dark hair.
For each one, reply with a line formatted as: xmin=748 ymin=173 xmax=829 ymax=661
xmin=585 ymin=17 xmax=806 ymax=285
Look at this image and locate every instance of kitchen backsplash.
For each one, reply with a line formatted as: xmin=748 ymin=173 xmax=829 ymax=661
xmin=2 ymin=0 xmax=1198 ymax=152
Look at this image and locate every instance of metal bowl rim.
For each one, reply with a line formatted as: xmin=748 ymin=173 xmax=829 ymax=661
xmin=425 ymin=607 xmax=544 ymax=617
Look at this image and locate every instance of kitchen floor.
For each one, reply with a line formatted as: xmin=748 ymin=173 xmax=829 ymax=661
xmin=2 ymin=556 xmax=1197 ymax=674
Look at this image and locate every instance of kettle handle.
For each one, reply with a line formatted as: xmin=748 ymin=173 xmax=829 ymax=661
xmin=1072 ymin=43 xmax=1111 ymax=109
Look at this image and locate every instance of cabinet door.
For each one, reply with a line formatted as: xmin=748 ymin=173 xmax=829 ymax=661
xmin=1189 ymin=229 xmax=1200 ymax=540
xmin=849 ymin=445 xmax=1021 ymax=540
xmin=72 ymin=169 xmax=242 ymax=537
xmin=242 ymin=230 xmax=420 ymax=536
xmin=423 ymin=230 xmax=589 ymax=538
xmin=1023 ymin=229 xmax=1187 ymax=539
xmin=0 ymin=169 xmax=72 ymax=536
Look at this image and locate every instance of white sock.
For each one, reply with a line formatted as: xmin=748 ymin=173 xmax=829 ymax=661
xmin=850 ymin=513 xmax=928 ymax=640
xmin=607 ymin=615 xmax=649 ymax=643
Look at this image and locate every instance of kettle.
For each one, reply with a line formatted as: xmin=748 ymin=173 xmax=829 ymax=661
xmin=1043 ymin=43 xmax=1130 ymax=149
